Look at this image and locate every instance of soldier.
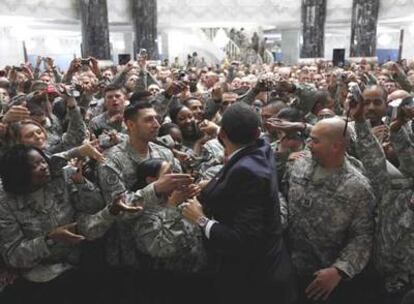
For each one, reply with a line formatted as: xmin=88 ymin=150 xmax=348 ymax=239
xmin=0 ymin=144 xmax=122 ymax=304
xmin=282 ymin=117 xmax=375 ymax=304
xmin=93 ymin=101 xmax=200 ymax=303
xmin=95 ymin=100 xmax=192 ymax=261
xmin=352 ymin=95 xmax=414 ymax=304
xmin=6 ymin=94 xmax=86 ymax=155
xmin=131 ymin=158 xmax=205 ymax=270
xmin=89 ymin=84 xmax=127 ymax=138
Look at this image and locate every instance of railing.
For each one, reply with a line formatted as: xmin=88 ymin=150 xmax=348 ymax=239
xmin=263 ymin=49 xmax=274 ymax=64
xmin=201 ymin=28 xmax=219 ymax=41
xmin=225 ymin=39 xmax=241 ymax=61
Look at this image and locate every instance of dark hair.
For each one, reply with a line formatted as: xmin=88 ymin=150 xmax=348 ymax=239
xmin=276 ymin=107 xmax=303 ymax=122
xmin=314 ymin=90 xmax=331 ymax=107
xmin=159 ymin=122 xmax=180 ymax=137
xmin=0 ymin=145 xmax=49 ymax=194
xmin=104 ymin=84 xmax=124 ymax=95
xmin=26 ymin=101 xmax=45 ymax=117
xmin=129 ymin=91 xmax=152 ymax=103
xmin=169 ymin=105 xmax=185 ymax=124
xmin=402 ymin=289 xmax=414 ymax=304
xmin=221 ymin=103 xmax=260 ymax=145
xmin=133 ymin=158 xmax=165 ymax=191
xmin=263 ymin=101 xmax=287 ymax=112
xmin=183 ymin=97 xmax=202 ymax=108
xmin=123 ymin=100 xmax=153 ymax=122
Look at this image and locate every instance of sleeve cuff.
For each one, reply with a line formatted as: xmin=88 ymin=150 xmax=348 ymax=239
xmin=101 ymin=205 xmax=119 ymax=220
xmin=137 ymin=183 xmax=162 ymax=207
xmin=331 ymin=261 xmax=353 ymax=279
xmin=204 ymin=220 xmax=218 ymax=239
xmin=38 ymin=235 xmax=52 ymax=256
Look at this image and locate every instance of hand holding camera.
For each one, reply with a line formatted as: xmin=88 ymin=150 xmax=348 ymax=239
xmin=389 ymin=96 xmax=414 ymax=132
xmin=68 ymin=58 xmax=82 ymax=73
xmin=165 ymin=81 xmax=187 ymax=97
xmin=137 ymin=49 xmax=148 ymax=71
xmin=3 ymin=102 xmax=30 ymax=123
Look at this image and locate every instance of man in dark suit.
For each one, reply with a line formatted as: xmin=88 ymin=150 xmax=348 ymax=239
xmin=183 ymin=103 xmax=296 ymax=304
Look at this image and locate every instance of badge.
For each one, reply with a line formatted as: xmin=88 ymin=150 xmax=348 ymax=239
xmin=106 ymin=173 xmax=119 ymax=186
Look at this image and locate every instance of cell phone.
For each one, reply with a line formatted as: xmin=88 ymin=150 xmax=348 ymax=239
xmin=12 ymin=66 xmax=23 ymax=72
xmin=137 ymin=49 xmax=148 ymax=61
xmin=80 ymin=58 xmax=91 ymax=65
xmin=387 ymin=98 xmax=403 ymax=123
xmin=390 ymin=96 xmax=414 ymax=121
xmin=349 ymin=83 xmax=363 ymax=107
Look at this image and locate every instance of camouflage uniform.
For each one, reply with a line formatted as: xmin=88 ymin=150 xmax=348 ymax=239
xmin=79 ymin=178 xmax=207 ymax=304
xmin=354 ymin=120 xmax=414 ymax=293
xmin=45 ymin=107 xmax=87 ymax=154
xmin=87 ymin=97 xmax=105 ymax=120
xmin=0 ymin=173 xmax=102 ymax=283
xmin=304 ymin=112 xmax=318 ymax=125
xmin=136 ymin=70 xmax=160 ymax=91
xmin=45 ymin=115 xmax=63 ymax=147
xmin=282 ymin=152 xmax=375 ymax=279
xmin=196 ymin=138 xmax=224 ymax=179
xmin=96 ymin=140 xmax=205 ymax=271
xmin=198 ymin=164 xmax=223 ymax=181
xmin=289 ymin=83 xmax=318 ymax=115
xmin=88 ymin=111 xmax=127 ymax=137
xmin=133 ymin=203 xmax=206 ymax=272
xmin=150 ymin=93 xmax=175 ymax=120
xmin=98 ymin=140 xmax=181 ymax=205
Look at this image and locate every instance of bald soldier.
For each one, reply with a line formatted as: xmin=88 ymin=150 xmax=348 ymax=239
xmin=282 ymin=117 xmax=375 ymax=304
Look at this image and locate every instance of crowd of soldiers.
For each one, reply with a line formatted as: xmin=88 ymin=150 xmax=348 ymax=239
xmin=0 ymin=52 xmax=413 ymax=304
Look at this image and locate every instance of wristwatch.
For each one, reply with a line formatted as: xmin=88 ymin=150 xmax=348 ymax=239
xmin=196 ymin=216 xmax=209 ymax=229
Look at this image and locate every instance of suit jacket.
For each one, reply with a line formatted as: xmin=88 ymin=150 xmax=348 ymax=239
xmin=199 ymin=138 xmax=296 ymax=304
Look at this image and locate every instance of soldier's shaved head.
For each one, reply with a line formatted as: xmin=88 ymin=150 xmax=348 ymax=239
xmin=309 ymin=117 xmax=348 ymax=168
xmin=313 ymin=117 xmax=349 ymax=146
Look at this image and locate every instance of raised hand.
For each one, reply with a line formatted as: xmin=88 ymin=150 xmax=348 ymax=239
xmin=3 ymin=103 xmax=30 ymax=123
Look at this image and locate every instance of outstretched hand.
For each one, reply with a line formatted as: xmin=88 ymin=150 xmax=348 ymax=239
xmin=47 ymin=223 xmax=85 ymax=245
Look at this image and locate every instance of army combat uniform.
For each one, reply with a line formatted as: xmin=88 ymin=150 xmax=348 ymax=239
xmin=355 ymin=120 xmax=414 ymax=297
xmin=45 ymin=106 xmax=87 ymax=154
xmin=95 ymin=140 xmax=207 ymax=271
xmin=0 ymin=171 xmax=102 ymax=282
xmin=88 ymin=111 xmax=127 ymax=137
xmin=282 ymin=152 xmax=375 ymax=302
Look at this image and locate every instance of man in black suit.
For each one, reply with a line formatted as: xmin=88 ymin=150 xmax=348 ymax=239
xmin=183 ymin=103 xmax=296 ymax=304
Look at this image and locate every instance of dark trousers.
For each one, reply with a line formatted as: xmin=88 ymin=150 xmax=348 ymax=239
xmin=1 ymin=269 xmax=82 ymax=304
xmin=402 ymin=289 xmax=414 ymax=304
xmin=106 ymin=267 xmax=215 ymax=304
